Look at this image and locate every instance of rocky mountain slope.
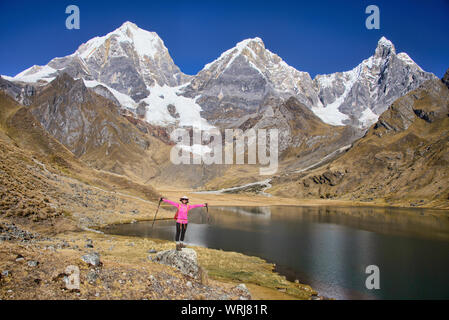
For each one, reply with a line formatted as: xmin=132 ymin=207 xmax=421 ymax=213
xmin=0 ymin=86 xmax=161 ymax=203
xmin=2 ymin=73 xmax=171 ymax=183
xmin=269 ymin=76 xmax=449 ymax=208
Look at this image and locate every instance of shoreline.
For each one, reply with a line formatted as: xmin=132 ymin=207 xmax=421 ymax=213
xmin=155 ymin=187 xmax=449 ymax=211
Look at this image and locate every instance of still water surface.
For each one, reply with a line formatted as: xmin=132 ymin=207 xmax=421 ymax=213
xmin=103 ymin=205 xmax=449 ymax=299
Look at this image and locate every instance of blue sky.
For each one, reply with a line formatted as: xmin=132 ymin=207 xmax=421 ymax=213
xmin=0 ymin=0 xmax=448 ymax=78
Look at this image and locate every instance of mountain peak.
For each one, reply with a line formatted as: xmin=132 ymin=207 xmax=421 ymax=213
xmin=375 ymin=36 xmax=396 ymax=57
xmin=76 ymin=21 xmax=164 ymax=61
xmin=236 ymin=37 xmax=265 ymax=47
xmin=119 ymin=21 xmax=139 ymax=30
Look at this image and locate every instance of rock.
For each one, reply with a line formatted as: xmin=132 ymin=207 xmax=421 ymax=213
xmin=81 ymin=252 xmax=101 ymax=267
xmin=151 ymin=248 xmax=200 ymax=279
xmin=1 ymin=270 xmax=11 ymax=277
xmin=27 ymin=260 xmax=39 ymax=267
xmin=234 ymin=283 xmax=251 ymax=299
xmin=148 ymin=249 xmax=157 ymax=254
xmin=63 ymin=265 xmax=80 ymax=290
xmin=186 ymin=281 xmax=192 ymax=288
xmin=61 ymin=240 xmax=70 ymax=248
xmin=85 ymin=239 xmax=94 ymax=248
xmin=87 ymin=270 xmax=99 ymax=284
xmin=15 ymin=254 xmax=25 ymax=262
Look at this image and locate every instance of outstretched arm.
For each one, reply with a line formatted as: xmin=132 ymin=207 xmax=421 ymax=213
xmin=188 ymin=203 xmax=206 ymax=209
xmin=162 ymin=198 xmax=179 ymax=208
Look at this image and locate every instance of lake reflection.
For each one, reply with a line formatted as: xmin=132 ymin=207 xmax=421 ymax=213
xmin=104 ymin=205 xmax=449 ymax=299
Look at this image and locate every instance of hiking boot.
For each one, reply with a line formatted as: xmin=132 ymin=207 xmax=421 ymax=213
xmin=176 ymin=243 xmax=181 ymax=251
xmin=180 ymin=242 xmax=185 ymax=248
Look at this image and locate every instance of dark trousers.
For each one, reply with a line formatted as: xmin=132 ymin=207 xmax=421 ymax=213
xmin=175 ymin=223 xmax=188 ymax=241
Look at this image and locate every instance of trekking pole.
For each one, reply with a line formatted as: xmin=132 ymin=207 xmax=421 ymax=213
xmin=205 ymin=203 xmax=210 ymax=223
xmin=151 ymin=198 xmax=163 ymax=233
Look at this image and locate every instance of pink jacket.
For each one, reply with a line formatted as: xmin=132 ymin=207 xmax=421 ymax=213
xmin=162 ymin=199 xmax=205 ymax=224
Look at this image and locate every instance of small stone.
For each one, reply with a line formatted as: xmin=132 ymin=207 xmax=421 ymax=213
xmin=15 ymin=254 xmax=25 ymax=262
xmin=235 ymin=283 xmax=251 ymax=299
xmin=236 ymin=283 xmax=248 ymax=291
xmin=87 ymin=270 xmax=99 ymax=284
xmin=1 ymin=270 xmax=11 ymax=277
xmin=186 ymin=281 xmax=192 ymax=288
xmin=148 ymin=249 xmax=157 ymax=254
xmin=27 ymin=260 xmax=39 ymax=267
xmin=85 ymin=239 xmax=94 ymax=248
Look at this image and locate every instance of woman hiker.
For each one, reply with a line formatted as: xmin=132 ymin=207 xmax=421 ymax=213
xmin=160 ymin=196 xmax=207 ymax=251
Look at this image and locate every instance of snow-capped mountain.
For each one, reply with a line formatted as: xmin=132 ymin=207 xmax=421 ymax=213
xmin=182 ymin=36 xmax=435 ymax=128
xmin=5 ymin=22 xmax=211 ymax=130
xmin=8 ymin=21 xmax=191 ymax=101
xmin=3 ymin=22 xmax=436 ymax=131
xmin=313 ymin=37 xmax=436 ymax=127
xmin=180 ymin=37 xmax=321 ymax=128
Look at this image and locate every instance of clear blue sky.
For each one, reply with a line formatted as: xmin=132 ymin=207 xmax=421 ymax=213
xmin=0 ymin=0 xmax=448 ymax=78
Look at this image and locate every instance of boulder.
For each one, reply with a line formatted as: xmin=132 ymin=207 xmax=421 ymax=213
xmin=150 ymin=248 xmax=200 ymax=279
xmin=81 ymin=252 xmax=101 ymax=267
